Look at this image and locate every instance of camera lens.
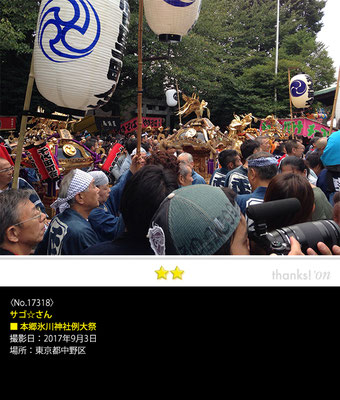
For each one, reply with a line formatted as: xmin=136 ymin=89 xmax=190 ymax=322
xmin=269 ymin=220 xmax=340 ymax=254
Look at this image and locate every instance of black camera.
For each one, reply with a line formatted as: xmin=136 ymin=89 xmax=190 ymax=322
xmin=246 ymin=198 xmax=340 ymax=255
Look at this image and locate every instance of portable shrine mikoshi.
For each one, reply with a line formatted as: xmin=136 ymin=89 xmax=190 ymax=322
xmin=159 ymin=92 xmax=232 ymax=181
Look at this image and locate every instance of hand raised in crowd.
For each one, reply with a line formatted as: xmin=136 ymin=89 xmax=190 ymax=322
xmin=130 ymin=153 xmax=146 ymax=175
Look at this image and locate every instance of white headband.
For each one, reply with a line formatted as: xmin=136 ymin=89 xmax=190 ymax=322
xmin=88 ymin=171 xmax=109 ymax=186
xmin=51 ymin=169 xmax=93 ymax=212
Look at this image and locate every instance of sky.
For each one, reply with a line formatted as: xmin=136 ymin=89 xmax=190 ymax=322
xmin=316 ymin=0 xmax=340 ymax=83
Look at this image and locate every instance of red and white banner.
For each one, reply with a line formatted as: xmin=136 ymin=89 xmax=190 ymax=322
xmin=120 ymin=117 xmax=164 ymax=135
xmin=25 ymin=142 xmax=60 ymax=180
xmin=0 ymin=116 xmax=16 ymax=131
xmin=0 ymin=144 xmax=14 ymax=165
xmin=101 ymin=143 xmax=124 ymax=173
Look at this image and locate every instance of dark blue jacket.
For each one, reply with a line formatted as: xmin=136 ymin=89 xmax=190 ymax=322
xmin=88 ymin=169 xmax=131 ymax=241
xmin=236 ymin=186 xmax=267 ymax=215
xmin=316 ymin=168 xmax=339 ymax=205
xmin=209 ymin=167 xmax=229 ymax=187
xmin=35 ymin=208 xmax=99 ymax=255
xmin=192 ymin=169 xmax=206 ymax=185
xmin=224 ymin=165 xmax=251 ymax=195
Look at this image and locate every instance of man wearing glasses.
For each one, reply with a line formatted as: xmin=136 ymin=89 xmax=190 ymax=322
xmin=0 ymin=189 xmax=47 ymax=255
xmin=0 ymin=158 xmax=46 ymax=214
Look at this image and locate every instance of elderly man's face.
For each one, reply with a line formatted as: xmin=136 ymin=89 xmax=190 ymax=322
xmin=14 ymin=200 xmax=46 ymax=249
xmin=292 ymin=143 xmax=305 ymax=158
xmin=259 ymin=139 xmax=271 ymax=153
xmin=0 ymin=159 xmax=14 ymax=189
xmin=179 ymin=167 xmax=193 ymax=187
xmin=82 ymin=180 xmax=100 ymax=209
xmin=97 ymin=183 xmax=110 ymax=205
xmin=178 ymin=153 xmax=194 ymax=168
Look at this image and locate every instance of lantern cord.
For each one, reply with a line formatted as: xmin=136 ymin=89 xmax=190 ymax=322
xmin=329 ymin=66 xmax=340 ymax=136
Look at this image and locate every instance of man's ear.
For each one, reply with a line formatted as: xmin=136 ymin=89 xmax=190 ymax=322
xmin=248 ymin=167 xmax=256 ymax=180
xmin=74 ymin=192 xmax=85 ymax=205
xmin=6 ymin=226 xmax=20 ymax=243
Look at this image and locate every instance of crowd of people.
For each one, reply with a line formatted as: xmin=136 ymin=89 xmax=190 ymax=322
xmin=1 ymin=128 xmax=340 ymax=256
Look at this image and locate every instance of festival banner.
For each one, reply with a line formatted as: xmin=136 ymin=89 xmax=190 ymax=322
xmin=0 ymin=116 xmax=16 ymax=131
xmin=0 ymin=144 xmax=14 ymax=165
xmin=101 ymin=143 xmax=124 ymax=173
xmin=95 ymin=117 xmax=121 ymax=133
xmin=260 ymin=117 xmax=330 ymax=138
xmin=25 ymin=142 xmax=60 ymax=181
xmin=120 ymin=117 xmax=164 ymax=135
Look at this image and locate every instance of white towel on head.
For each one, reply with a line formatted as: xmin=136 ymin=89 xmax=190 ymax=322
xmin=88 ymin=171 xmax=109 ymax=186
xmin=51 ymin=169 xmax=93 ymax=212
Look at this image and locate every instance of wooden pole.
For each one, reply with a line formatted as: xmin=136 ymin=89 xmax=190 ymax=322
xmin=136 ymin=0 xmax=144 ymax=155
xmin=288 ymin=68 xmax=294 ymax=139
xmin=329 ymin=67 xmax=340 ymax=136
xmin=175 ymin=79 xmax=182 ymax=125
xmin=12 ymin=57 xmax=35 ymax=188
xmin=274 ymin=0 xmax=280 ymax=109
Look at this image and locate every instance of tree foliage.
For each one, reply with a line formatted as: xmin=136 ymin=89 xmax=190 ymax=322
xmin=0 ymin=0 xmax=336 ymax=129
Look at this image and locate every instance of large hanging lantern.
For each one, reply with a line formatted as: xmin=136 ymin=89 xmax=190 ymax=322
xmin=33 ymin=0 xmax=130 ymax=110
xmin=144 ymin=0 xmax=202 ymax=42
xmin=289 ymin=74 xmax=314 ymax=109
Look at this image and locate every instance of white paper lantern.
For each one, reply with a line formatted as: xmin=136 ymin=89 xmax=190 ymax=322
xmin=165 ymin=89 xmax=178 ymax=107
xmin=144 ymin=0 xmax=202 ymax=42
xmin=33 ymin=0 xmax=130 ymax=110
xmin=289 ymin=74 xmax=314 ymax=109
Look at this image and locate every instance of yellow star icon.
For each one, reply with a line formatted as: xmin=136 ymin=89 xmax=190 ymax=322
xmin=171 ymin=266 xmax=184 ymax=280
xmin=155 ymin=266 xmax=169 ymax=280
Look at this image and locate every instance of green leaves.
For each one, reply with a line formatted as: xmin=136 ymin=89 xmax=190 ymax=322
xmin=0 ymin=0 xmax=39 ymax=53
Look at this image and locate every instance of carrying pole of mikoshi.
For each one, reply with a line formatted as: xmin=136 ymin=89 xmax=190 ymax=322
xmin=12 ymin=57 xmax=35 ymax=188
xmin=176 ymin=79 xmax=182 ymax=125
xmin=288 ymin=68 xmax=295 ymax=139
xmin=329 ymin=67 xmax=340 ymax=136
xmin=137 ymin=0 xmax=144 ymax=155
